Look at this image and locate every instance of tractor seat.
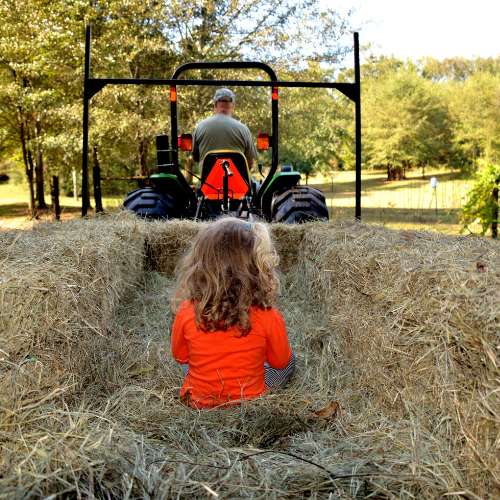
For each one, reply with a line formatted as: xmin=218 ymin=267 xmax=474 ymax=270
xmin=199 ymin=150 xmax=251 ymax=200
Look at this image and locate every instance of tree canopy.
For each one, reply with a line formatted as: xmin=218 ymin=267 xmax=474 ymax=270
xmin=1 ymin=1 xmax=500 ymax=215
xmin=0 ymin=0 xmax=354 ymax=213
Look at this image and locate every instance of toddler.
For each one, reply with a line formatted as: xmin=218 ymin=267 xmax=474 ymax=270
xmin=171 ymin=217 xmax=295 ymax=409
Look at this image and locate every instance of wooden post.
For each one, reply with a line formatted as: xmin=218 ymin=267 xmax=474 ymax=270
xmin=50 ymin=175 xmax=61 ymax=221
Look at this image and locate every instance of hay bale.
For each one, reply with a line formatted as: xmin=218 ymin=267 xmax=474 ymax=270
xmin=299 ymin=220 xmax=500 ymax=497
xmin=1 ymin=214 xmax=499 ymax=499
xmin=0 ymin=211 xmax=145 ymax=396
xmin=145 ymin=219 xmax=204 ymax=274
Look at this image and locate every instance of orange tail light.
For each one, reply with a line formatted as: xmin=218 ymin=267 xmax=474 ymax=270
xmin=180 ymin=133 xmax=192 ymax=151
xmin=170 ymin=86 xmax=177 ymax=101
xmin=257 ymin=133 xmax=269 ymax=150
xmin=272 ymin=86 xmax=278 ymax=100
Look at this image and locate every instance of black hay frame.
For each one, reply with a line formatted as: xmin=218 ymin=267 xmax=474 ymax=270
xmin=82 ymin=26 xmax=362 ymax=218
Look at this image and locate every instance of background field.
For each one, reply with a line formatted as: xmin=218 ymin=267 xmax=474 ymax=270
xmin=0 ymin=168 xmax=475 ymax=233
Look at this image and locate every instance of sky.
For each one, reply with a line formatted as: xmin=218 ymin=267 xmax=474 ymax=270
xmin=349 ymin=0 xmax=500 ymax=61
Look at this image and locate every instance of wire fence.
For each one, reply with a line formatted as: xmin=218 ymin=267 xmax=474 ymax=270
xmin=313 ymin=171 xmax=473 ymax=230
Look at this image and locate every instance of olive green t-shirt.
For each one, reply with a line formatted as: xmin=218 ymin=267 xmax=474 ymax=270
xmin=192 ymin=114 xmax=258 ymax=163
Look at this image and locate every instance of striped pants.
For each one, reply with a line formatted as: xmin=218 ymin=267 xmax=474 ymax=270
xmin=184 ymin=350 xmax=296 ymax=391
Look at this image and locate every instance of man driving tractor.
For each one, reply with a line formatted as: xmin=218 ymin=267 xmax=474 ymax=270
xmin=192 ymin=88 xmax=258 ymax=170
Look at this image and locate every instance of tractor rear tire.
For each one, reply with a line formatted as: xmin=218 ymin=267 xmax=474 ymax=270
xmin=123 ymin=187 xmax=178 ymax=220
xmin=271 ymin=186 xmax=329 ymax=223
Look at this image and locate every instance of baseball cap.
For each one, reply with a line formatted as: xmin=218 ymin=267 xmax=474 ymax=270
xmin=214 ymin=88 xmax=235 ymax=102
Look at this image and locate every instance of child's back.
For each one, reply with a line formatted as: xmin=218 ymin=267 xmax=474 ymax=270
xmin=170 ymin=218 xmax=294 ymax=409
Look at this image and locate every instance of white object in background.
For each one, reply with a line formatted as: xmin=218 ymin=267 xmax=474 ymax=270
xmin=72 ymin=169 xmax=78 ymax=201
xmin=430 ymin=177 xmax=438 ymax=188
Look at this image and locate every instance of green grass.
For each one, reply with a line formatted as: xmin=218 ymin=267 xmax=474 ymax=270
xmin=308 ymin=168 xmax=474 ymax=233
xmin=0 ymin=182 xmax=124 ymax=229
xmin=0 ymin=169 xmax=476 ymax=233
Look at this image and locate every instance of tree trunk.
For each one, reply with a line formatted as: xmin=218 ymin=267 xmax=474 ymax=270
xmin=137 ymin=137 xmax=151 ymax=188
xmin=16 ymin=74 xmax=36 ymax=217
xmin=387 ymin=165 xmax=404 ymax=181
xmin=18 ymin=110 xmax=35 ymax=218
xmin=35 ymin=121 xmax=47 ymax=209
xmin=73 ymin=169 xmax=78 ymax=201
xmin=35 ymin=152 xmax=47 ymax=209
xmin=138 ymin=138 xmax=149 ymax=177
xmin=184 ymin=155 xmax=194 ymax=185
xmin=50 ymin=175 xmax=60 ymax=221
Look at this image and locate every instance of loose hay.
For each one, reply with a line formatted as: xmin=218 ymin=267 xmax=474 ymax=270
xmin=0 ymin=214 xmax=499 ymax=499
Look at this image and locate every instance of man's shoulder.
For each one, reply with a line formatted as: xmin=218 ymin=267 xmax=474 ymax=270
xmin=197 ymin=115 xmax=249 ymax=131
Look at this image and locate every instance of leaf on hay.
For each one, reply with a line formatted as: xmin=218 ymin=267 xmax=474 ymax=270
xmin=128 ymin=365 xmax=158 ymax=378
xmin=181 ymin=389 xmax=192 ymax=405
xmin=310 ymin=401 xmax=339 ymax=419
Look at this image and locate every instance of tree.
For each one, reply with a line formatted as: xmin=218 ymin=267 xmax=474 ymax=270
xmin=447 ymin=72 xmax=500 ymax=164
xmin=362 ymin=68 xmax=451 ymax=180
xmin=276 ymin=64 xmax=348 ymax=181
xmin=462 ymin=160 xmax=500 ymax=236
xmin=1 ymin=0 xmax=354 ymax=210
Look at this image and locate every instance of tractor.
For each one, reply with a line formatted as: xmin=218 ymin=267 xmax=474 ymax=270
xmin=81 ymin=29 xmax=361 ymax=220
xmin=123 ymin=62 xmax=328 ymax=223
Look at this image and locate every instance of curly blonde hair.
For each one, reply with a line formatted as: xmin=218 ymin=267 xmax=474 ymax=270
xmin=171 ymin=217 xmax=280 ymax=336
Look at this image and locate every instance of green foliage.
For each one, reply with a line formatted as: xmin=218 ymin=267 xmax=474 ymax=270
xmin=0 ymin=0 xmax=354 ymax=199
xmin=276 ymin=64 xmax=349 ymax=178
xmin=420 ymin=55 xmax=500 ymax=82
xmin=462 ymin=160 xmax=500 ymax=235
xmin=362 ymin=67 xmax=452 ymax=179
xmin=447 ymin=73 xmax=500 ymax=163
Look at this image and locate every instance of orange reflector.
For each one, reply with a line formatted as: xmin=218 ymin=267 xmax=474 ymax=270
xmin=257 ymin=132 xmax=269 ymax=150
xmin=180 ymin=133 xmax=192 ymax=151
xmin=272 ymin=86 xmax=278 ymax=100
xmin=201 ymin=159 xmax=249 ymax=200
xmin=170 ymin=86 xmax=177 ymax=101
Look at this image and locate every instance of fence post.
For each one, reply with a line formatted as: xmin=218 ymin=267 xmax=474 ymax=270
xmin=92 ymin=144 xmax=103 ymax=213
xmin=72 ymin=168 xmax=78 ymax=201
xmin=492 ymin=186 xmax=498 ymax=238
xmin=50 ymin=175 xmax=61 ymax=221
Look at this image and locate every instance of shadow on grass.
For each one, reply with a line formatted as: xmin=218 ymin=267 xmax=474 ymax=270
xmin=0 ymin=203 xmax=29 ymax=218
xmin=0 ymin=203 xmax=83 ymax=220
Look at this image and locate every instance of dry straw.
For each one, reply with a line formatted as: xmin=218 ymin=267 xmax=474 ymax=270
xmin=0 ymin=213 xmax=498 ymax=499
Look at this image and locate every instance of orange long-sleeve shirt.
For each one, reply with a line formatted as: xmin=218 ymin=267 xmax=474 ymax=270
xmin=171 ymin=301 xmax=292 ymax=409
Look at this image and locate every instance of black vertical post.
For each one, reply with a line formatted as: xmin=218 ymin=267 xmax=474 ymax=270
xmin=93 ymin=166 xmax=103 ymax=213
xmin=82 ymin=25 xmax=91 ymax=217
xmin=492 ymin=185 xmax=498 ymax=238
xmin=272 ymin=86 xmax=279 ymax=174
xmin=354 ymin=32 xmax=361 ymax=220
xmin=50 ymin=175 xmax=60 ymax=221
xmin=223 ymin=171 xmax=229 ymax=211
xmin=92 ymin=144 xmax=103 ymax=213
xmin=170 ymin=86 xmax=178 ymax=169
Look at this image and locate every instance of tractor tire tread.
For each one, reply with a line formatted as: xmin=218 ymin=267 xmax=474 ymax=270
xmin=271 ymin=186 xmax=329 ymax=224
xmin=123 ymin=187 xmax=178 ymax=220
